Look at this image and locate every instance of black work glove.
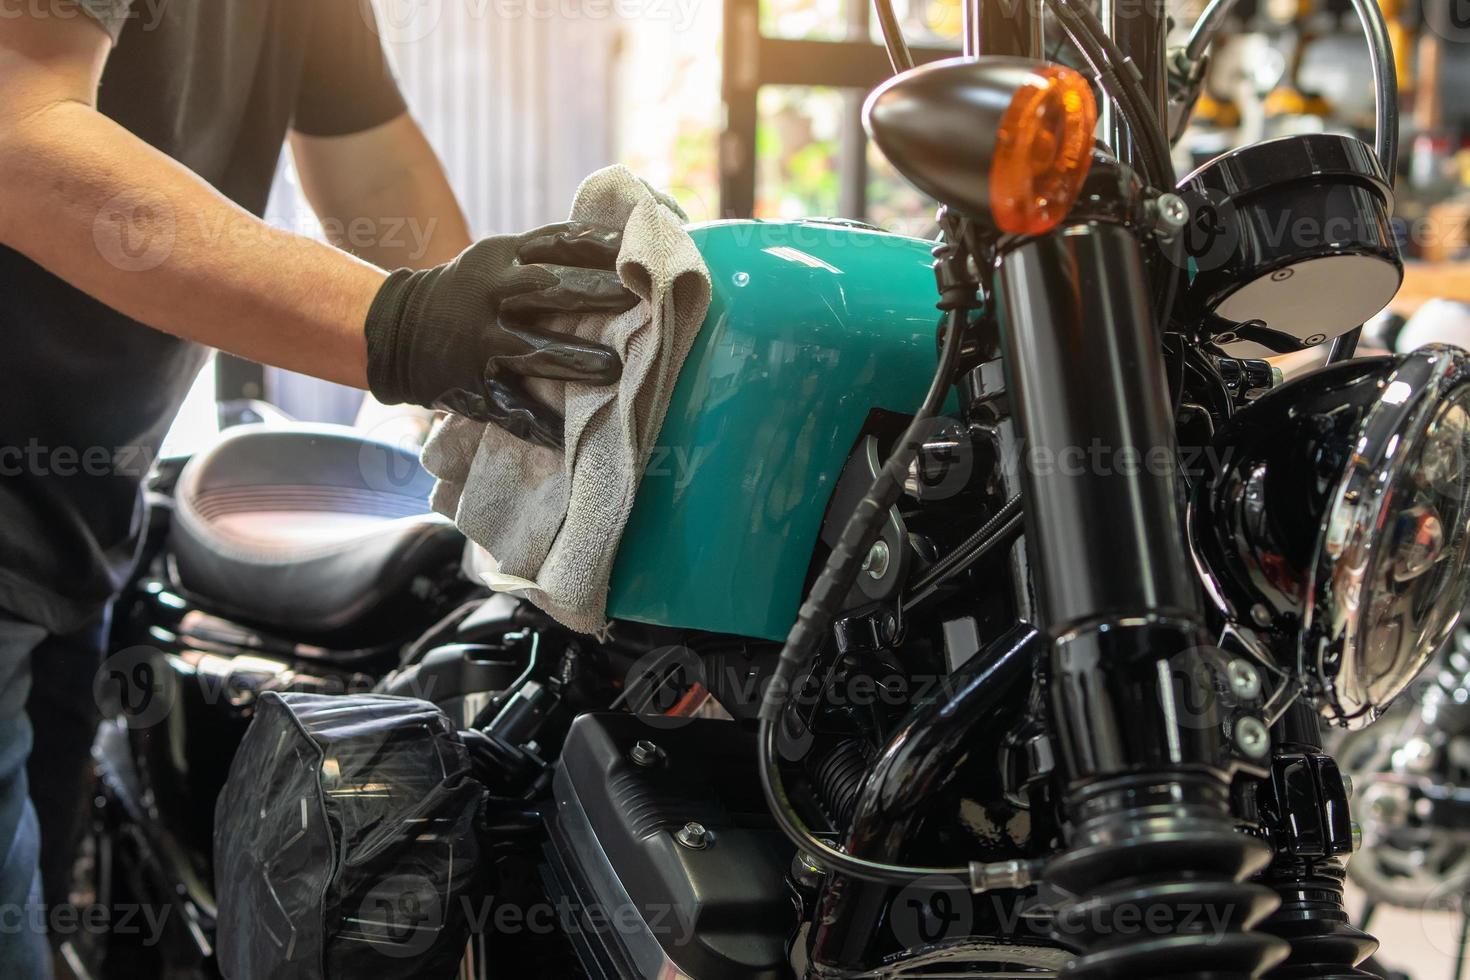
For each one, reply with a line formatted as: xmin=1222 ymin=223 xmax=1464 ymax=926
xmin=364 ymin=221 xmax=639 ymax=449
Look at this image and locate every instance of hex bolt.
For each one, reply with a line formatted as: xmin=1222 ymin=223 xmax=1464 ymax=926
xmin=630 ymin=739 xmax=663 ymax=768
xmin=1152 ymin=193 xmax=1189 ymax=240
xmin=1235 ymin=716 xmax=1270 ymax=759
xmin=791 ymin=851 xmax=825 ymax=888
xmin=676 ymin=821 xmax=711 ymax=849
xmin=863 ymin=540 xmax=891 ymax=580
xmin=1227 ymin=659 xmax=1262 ymax=700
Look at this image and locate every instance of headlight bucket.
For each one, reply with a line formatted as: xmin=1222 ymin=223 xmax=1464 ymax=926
xmin=1192 ymin=345 xmax=1470 ymax=728
xmin=1178 ymin=134 xmax=1402 ymax=359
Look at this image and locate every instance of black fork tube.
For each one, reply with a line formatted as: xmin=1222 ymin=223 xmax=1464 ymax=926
xmin=995 ymin=219 xmax=1196 ymax=629
xmin=995 ymin=215 xmax=1233 ymax=798
xmin=995 ymin=215 xmax=1287 ymax=977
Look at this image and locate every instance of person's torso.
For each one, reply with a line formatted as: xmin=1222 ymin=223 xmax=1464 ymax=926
xmin=99 ymin=0 xmax=318 ymax=211
xmin=0 ymin=0 xmax=322 ymax=629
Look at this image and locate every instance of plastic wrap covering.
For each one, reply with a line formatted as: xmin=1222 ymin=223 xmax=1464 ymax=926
xmin=214 ymin=692 xmax=485 ymax=979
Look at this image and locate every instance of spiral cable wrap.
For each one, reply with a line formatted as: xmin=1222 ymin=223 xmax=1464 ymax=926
xmin=810 ymin=739 xmax=870 ymax=830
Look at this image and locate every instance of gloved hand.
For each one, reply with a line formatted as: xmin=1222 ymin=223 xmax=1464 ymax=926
xmin=364 ymin=221 xmax=639 ymax=449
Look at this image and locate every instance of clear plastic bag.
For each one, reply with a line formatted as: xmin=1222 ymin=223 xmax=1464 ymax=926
xmin=215 ymin=692 xmax=485 ymax=979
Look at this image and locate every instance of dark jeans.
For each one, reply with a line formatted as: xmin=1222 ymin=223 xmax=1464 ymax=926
xmin=0 ymin=609 xmax=107 ymax=980
xmin=25 ymin=613 xmax=108 ymax=916
xmin=0 ymin=615 xmax=52 ymax=980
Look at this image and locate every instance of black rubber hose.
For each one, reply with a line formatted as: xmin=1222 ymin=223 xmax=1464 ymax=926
xmin=755 ymin=307 xmax=973 ymax=886
xmin=901 ymin=495 xmax=1023 ymax=609
xmin=809 ymin=738 xmax=869 ymax=828
xmin=759 ymin=308 xmax=964 ymax=724
xmin=400 ymin=599 xmax=483 ymax=666
xmin=1042 ymin=0 xmax=1174 ymax=192
xmin=757 ymin=718 xmax=973 ymax=885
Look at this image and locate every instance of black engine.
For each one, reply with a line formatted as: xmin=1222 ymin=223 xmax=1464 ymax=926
xmin=543 ymin=714 xmax=795 ymax=979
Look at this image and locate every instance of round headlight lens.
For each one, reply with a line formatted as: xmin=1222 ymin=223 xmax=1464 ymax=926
xmin=1191 ymin=347 xmax=1470 ymax=728
xmin=1352 ymin=391 xmax=1470 ymax=710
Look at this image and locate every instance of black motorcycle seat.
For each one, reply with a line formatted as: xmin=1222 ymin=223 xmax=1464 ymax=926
xmin=169 ymin=423 xmax=464 ymax=637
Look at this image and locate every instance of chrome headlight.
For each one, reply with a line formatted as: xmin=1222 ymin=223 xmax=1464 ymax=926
xmin=1192 ymin=345 xmax=1470 ymax=727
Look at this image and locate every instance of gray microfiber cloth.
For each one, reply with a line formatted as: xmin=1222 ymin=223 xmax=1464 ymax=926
xmin=420 ymin=165 xmax=711 ymax=635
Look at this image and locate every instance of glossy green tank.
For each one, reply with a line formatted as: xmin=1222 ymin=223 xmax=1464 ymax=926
xmin=605 ymin=219 xmax=944 ymax=641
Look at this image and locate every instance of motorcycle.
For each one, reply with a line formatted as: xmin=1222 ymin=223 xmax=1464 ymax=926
xmin=1337 ymin=618 xmax=1470 ymax=980
xmin=63 ymin=0 xmax=1470 ymax=978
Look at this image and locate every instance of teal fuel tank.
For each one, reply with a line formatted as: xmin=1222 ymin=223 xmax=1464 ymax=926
xmin=605 ymin=219 xmax=945 ymax=641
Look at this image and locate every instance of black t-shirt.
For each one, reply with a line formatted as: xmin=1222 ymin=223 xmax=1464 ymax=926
xmin=0 ymin=0 xmax=407 ymax=632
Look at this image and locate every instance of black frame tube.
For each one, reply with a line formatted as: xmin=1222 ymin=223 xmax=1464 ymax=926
xmin=1185 ymin=0 xmax=1241 ymax=61
xmin=808 ymin=624 xmax=1043 ymax=971
xmin=966 ymin=0 xmax=1043 ymax=60
xmin=1327 ymin=0 xmax=1400 ymax=365
xmin=1099 ymin=0 xmax=1167 ymax=166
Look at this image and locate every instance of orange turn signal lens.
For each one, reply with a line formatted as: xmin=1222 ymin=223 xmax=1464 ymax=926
xmin=989 ymin=65 xmax=1098 ymax=237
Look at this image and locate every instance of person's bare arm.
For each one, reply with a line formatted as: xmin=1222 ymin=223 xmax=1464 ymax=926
xmin=0 ymin=11 xmax=383 ymax=388
xmin=290 ymin=114 xmax=473 ymax=270
xmin=289 ymin=115 xmax=473 ymax=429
